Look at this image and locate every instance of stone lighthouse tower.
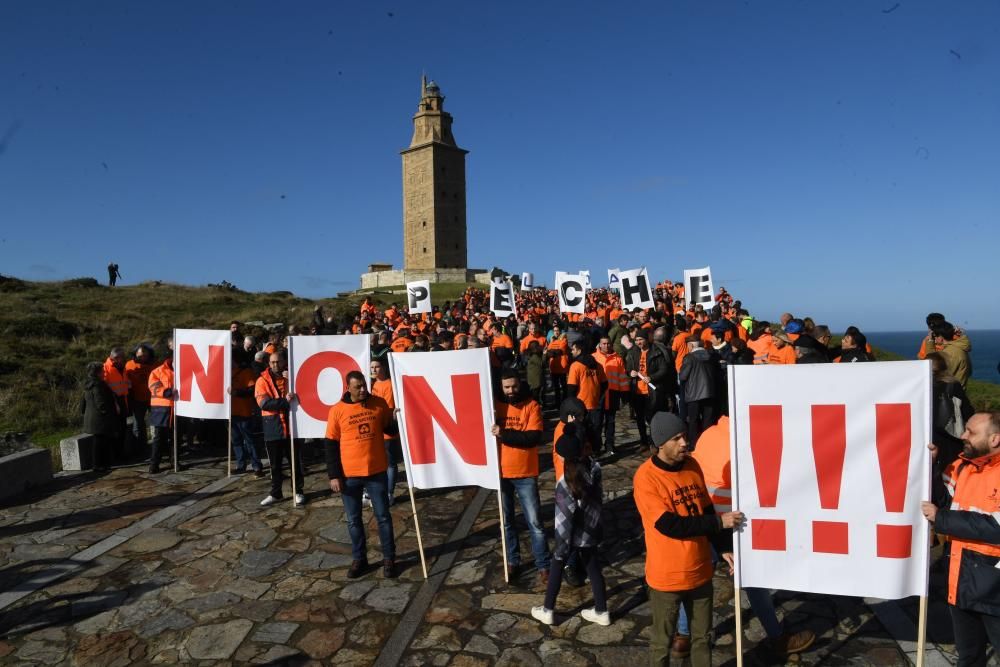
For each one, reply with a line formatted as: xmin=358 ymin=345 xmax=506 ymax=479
xmin=401 ymin=76 xmax=469 ymax=272
xmin=360 ymin=77 xmax=486 ymax=289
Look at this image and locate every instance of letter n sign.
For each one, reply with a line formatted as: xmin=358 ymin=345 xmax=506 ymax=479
xmin=402 ymin=374 xmax=487 ymax=466
xmin=178 ymin=344 xmax=225 ymax=403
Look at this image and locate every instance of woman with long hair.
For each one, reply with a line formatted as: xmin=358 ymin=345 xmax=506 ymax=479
xmin=531 ymin=433 xmax=610 ymax=627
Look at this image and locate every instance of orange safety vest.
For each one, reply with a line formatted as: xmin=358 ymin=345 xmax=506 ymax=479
xmin=690 ymin=416 xmax=733 ymax=513
xmin=103 ymin=358 xmax=130 ymax=403
xmin=148 ymin=361 xmax=174 ymax=417
xmin=942 ymin=453 xmax=1000 ymax=606
xmin=594 ymin=350 xmax=629 ymax=392
xmin=255 ymin=370 xmax=289 ymax=438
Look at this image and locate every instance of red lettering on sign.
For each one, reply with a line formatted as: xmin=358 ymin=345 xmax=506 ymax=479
xmin=751 ymin=519 xmax=786 ymax=551
xmin=402 ymin=374 xmax=487 ymax=466
xmin=875 ymin=403 xmax=913 ymax=558
xmin=812 ymin=520 xmax=850 ymax=554
xmin=748 ymin=405 xmax=787 ymax=551
xmin=749 ymin=405 xmax=783 ymax=507
xmin=876 ymin=524 xmax=912 ymax=559
xmin=295 ymin=351 xmax=362 ymax=421
xmin=178 ymin=344 xmax=225 ymax=404
xmin=811 ymin=405 xmax=850 ymax=554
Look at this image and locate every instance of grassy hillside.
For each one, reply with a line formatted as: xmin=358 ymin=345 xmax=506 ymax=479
xmin=1 ymin=275 xmax=997 ymax=453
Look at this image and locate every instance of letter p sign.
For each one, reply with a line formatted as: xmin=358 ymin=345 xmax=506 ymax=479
xmin=406 ymin=280 xmax=432 ymax=314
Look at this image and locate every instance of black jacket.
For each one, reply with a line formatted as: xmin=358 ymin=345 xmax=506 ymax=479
xmin=625 ymin=342 xmax=677 ymax=411
xmin=82 ymin=376 xmax=119 ymax=436
xmin=679 ymin=348 xmax=716 ymax=402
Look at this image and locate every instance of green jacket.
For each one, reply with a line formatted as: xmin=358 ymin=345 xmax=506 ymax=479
xmin=938 ymin=335 xmax=973 ymax=388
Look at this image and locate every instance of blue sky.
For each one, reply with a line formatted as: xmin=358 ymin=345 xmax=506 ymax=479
xmin=1 ymin=1 xmax=997 ymax=331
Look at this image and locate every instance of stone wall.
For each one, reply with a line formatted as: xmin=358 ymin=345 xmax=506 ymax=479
xmin=359 ymin=268 xmax=490 ymax=289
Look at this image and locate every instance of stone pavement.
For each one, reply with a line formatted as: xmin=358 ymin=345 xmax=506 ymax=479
xmin=0 ymin=416 xmax=987 ymax=666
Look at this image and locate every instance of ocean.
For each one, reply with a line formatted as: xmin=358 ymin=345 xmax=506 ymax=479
xmin=868 ymin=330 xmax=1000 ymax=384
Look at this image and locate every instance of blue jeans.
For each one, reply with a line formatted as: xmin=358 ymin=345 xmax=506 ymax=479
xmin=231 ymin=416 xmax=262 ymax=471
xmin=500 ymin=476 xmax=551 ymax=571
xmin=341 ymin=472 xmax=395 ymax=562
xmin=677 ymin=586 xmax=781 ymax=639
xmin=130 ymin=401 xmax=149 ymax=449
xmin=384 ymin=438 xmax=401 ymax=503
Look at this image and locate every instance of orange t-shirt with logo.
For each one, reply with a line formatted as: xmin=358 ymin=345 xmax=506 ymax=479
xmin=633 ymin=457 xmax=715 ymax=592
xmin=325 ymin=396 xmax=392 ymax=478
xmin=567 ymin=360 xmax=607 ymax=410
xmin=495 ymin=398 xmax=543 ymax=478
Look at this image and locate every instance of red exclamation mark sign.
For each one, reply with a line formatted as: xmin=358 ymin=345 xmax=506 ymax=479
xmin=875 ymin=404 xmax=913 ymax=558
xmin=748 ymin=405 xmax=786 ymax=551
xmin=811 ymin=405 xmax=849 ymax=554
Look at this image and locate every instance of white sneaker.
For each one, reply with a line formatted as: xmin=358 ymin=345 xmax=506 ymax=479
xmin=294 ymin=493 xmax=306 ymax=507
xmin=581 ymin=607 xmax=611 ymax=626
xmin=362 ymin=490 xmax=372 ymax=508
xmin=531 ymin=605 xmax=554 ymax=625
xmin=259 ymin=495 xmax=281 ymax=506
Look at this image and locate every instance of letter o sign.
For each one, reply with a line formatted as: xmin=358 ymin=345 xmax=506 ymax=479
xmin=295 ymin=351 xmax=363 ymax=421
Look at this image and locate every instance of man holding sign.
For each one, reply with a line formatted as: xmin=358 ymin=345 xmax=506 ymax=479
xmin=492 ymin=369 xmax=551 ymax=585
xmin=633 ymin=412 xmax=743 ymax=667
xmin=256 ymin=353 xmax=305 ymax=507
xmin=326 ymin=370 xmax=399 ymax=579
xmin=923 ymin=412 xmax=1000 ymax=665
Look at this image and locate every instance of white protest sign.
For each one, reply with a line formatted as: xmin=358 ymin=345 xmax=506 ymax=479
xmin=581 ymin=270 xmax=591 ymax=288
xmin=618 ymin=267 xmax=654 ymax=310
xmin=389 ymin=349 xmax=499 ymax=490
xmin=730 ymin=361 xmax=931 ymax=599
xmin=607 ymin=268 xmax=621 ymax=293
xmin=520 ymin=272 xmax=534 ymax=291
xmin=684 ymin=266 xmax=715 ymax=309
xmin=406 ymin=280 xmax=432 ymax=314
xmin=555 ymin=272 xmax=587 ymax=314
xmin=173 ymin=329 xmax=231 ymax=419
xmin=490 ymin=280 xmax=517 ymax=318
xmin=288 ymin=335 xmax=370 ymax=438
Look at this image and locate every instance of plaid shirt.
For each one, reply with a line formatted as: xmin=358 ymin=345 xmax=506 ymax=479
xmin=553 ymin=459 xmax=603 ymax=560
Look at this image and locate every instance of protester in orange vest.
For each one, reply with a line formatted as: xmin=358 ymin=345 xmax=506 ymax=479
xmin=546 ymin=323 xmax=570 ymax=408
xmin=147 ymin=353 xmax=175 ymax=474
xmin=923 ymin=413 xmax=1000 ymax=665
xmin=103 ymin=346 xmax=130 ymax=461
xmin=370 ymin=358 xmax=402 ymax=505
xmin=492 ymin=369 xmax=551 ymax=585
xmin=688 ymin=417 xmax=816 ymax=656
xmin=256 ymin=352 xmax=305 ymax=507
xmin=124 ymin=343 xmax=156 ymax=455
xmin=566 ymin=339 xmax=608 ymax=452
xmin=326 ymin=370 xmax=398 ymax=579
xmin=593 ymin=335 xmax=628 ymax=453
xmin=230 ymin=350 xmax=263 ymax=477
xmin=633 ymin=412 xmax=743 ymax=666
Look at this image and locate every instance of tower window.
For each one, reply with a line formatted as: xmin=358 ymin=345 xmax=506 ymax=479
xmin=422 ymin=221 xmax=426 ymax=227
xmin=454 ymin=243 xmax=459 ymax=249
xmin=423 ymin=247 xmax=427 ymax=253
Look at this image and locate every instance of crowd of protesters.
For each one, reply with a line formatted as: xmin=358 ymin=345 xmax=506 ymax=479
xmin=79 ymin=276 xmax=993 ymax=665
